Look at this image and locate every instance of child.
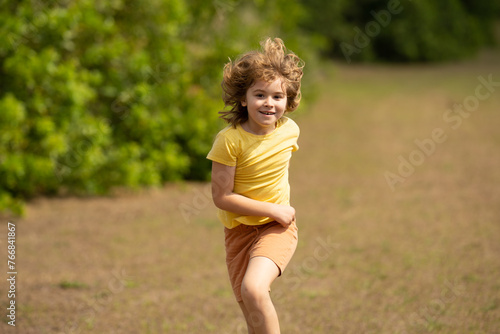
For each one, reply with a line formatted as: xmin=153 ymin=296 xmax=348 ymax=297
xmin=207 ymin=37 xmax=304 ymax=334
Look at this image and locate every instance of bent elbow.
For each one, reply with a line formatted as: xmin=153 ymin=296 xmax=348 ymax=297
xmin=212 ymin=184 xmax=229 ymax=210
xmin=212 ymin=195 xmax=226 ymax=210
xmin=212 ymin=197 xmax=221 ymax=210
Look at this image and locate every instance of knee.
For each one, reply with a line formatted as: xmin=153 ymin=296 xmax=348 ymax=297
xmin=240 ymin=281 xmax=269 ymax=305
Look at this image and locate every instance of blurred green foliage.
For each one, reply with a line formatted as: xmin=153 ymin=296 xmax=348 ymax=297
xmin=300 ymin=0 xmax=499 ymax=62
xmin=0 ymin=0 xmax=314 ymax=214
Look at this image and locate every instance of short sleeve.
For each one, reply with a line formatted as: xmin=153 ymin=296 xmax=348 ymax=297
xmin=206 ymin=130 xmax=238 ymax=166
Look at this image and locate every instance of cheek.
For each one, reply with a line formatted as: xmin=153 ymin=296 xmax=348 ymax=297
xmin=249 ymin=101 xmax=260 ymax=110
xmin=279 ymin=100 xmax=288 ymax=111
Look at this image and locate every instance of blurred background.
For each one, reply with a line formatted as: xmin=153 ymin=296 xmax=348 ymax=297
xmin=1 ymin=0 xmax=499 ymax=214
xmin=2 ymin=1 xmax=500 ymax=333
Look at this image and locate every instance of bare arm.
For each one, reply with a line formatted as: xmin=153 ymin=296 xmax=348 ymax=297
xmin=211 ymin=161 xmax=295 ymax=226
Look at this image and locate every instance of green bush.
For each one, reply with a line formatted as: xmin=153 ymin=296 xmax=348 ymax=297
xmin=0 ymin=0 xmax=312 ymax=214
xmin=300 ymin=0 xmax=499 ymax=62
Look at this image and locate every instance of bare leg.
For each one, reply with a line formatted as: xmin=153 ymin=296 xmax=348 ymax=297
xmin=238 ymin=301 xmax=256 ymax=334
xmin=240 ymin=256 xmax=281 ymax=334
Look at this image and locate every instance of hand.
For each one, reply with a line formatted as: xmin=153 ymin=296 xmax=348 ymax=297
xmin=270 ymin=204 xmax=296 ymax=227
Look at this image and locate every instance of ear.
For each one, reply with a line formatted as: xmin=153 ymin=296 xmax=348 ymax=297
xmin=241 ymin=100 xmax=247 ymax=107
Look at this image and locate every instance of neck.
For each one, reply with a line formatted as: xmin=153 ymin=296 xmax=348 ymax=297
xmin=242 ymin=121 xmax=276 ymax=135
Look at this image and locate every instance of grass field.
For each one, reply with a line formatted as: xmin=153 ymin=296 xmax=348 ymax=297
xmin=1 ymin=49 xmax=500 ymax=334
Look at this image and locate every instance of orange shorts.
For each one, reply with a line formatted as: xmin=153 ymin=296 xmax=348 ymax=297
xmin=224 ymin=221 xmax=298 ymax=302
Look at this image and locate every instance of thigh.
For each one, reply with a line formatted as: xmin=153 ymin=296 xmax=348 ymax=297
xmin=241 ymin=256 xmax=280 ymax=292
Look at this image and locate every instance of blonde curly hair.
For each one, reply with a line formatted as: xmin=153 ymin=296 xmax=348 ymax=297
xmin=219 ymin=37 xmax=305 ymax=127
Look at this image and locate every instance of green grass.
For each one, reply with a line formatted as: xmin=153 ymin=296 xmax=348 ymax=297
xmin=58 ymin=280 xmax=89 ymax=290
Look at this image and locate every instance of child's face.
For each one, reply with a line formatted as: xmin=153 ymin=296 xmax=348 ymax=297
xmin=241 ymin=78 xmax=287 ymax=135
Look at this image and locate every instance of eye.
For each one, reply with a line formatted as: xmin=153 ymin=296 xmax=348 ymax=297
xmin=256 ymin=94 xmax=264 ymax=98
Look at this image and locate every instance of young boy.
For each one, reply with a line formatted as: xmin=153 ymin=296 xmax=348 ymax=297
xmin=207 ymin=37 xmax=304 ymax=334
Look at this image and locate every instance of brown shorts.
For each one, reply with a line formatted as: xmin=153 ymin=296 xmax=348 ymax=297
xmin=224 ymin=221 xmax=298 ymax=302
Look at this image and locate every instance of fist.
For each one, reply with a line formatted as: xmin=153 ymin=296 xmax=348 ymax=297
xmin=270 ymin=204 xmax=296 ymax=227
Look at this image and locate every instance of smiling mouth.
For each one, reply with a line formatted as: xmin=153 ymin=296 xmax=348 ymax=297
xmin=259 ymin=111 xmax=275 ymax=116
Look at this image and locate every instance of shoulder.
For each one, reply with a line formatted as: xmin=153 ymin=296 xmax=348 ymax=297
xmin=214 ymin=124 xmax=240 ymax=142
xmin=216 ymin=124 xmax=236 ymax=137
xmin=279 ymin=116 xmax=300 ymax=135
xmin=212 ymin=124 xmax=247 ymax=153
xmin=208 ymin=125 xmax=243 ymax=165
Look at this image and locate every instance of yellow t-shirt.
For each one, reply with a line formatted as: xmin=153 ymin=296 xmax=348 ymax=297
xmin=207 ymin=116 xmax=299 ymax=229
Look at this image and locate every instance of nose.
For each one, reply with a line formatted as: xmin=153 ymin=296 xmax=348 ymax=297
xmin=263 ymin=96 xmax=273 ymax=108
